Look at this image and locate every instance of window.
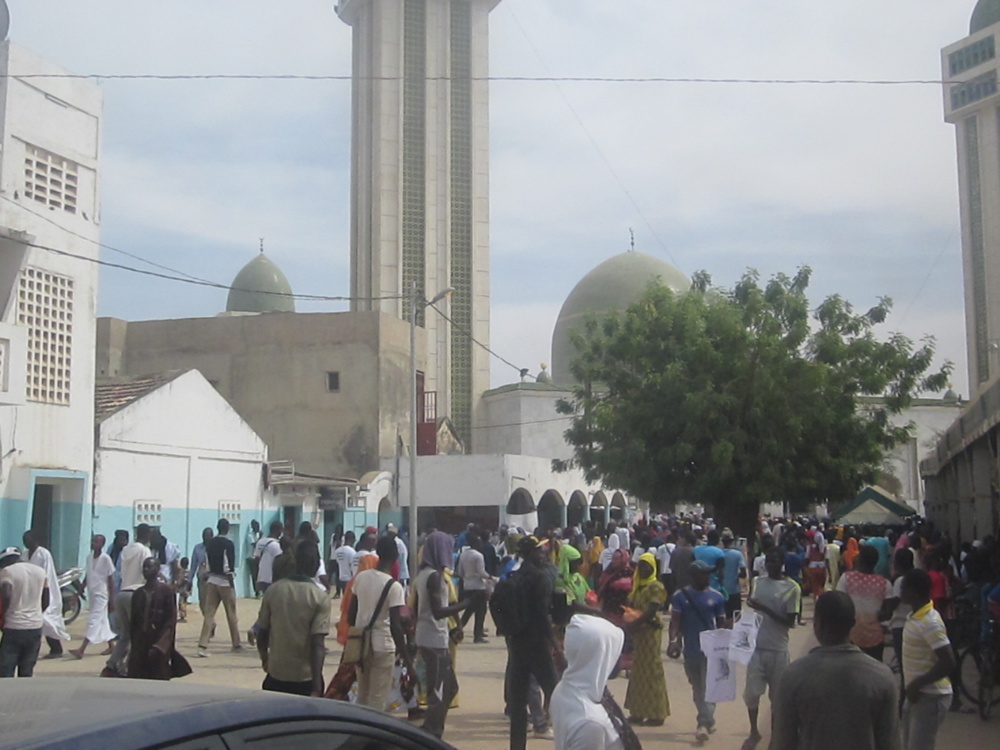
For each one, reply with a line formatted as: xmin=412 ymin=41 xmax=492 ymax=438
xmin=134 ymin=501 xmax=162 ymax=526
xmin=326 ymin=371 xmax=340 ymax=392
xmin=219 ymin=501 xmax=242 ymax=523
xmin=23 ymin=144 xmax=79 ymax=214
xmin=949 ymin=36 xmax=996 ymax=76
xmin=17 ymin=267 xmax=73 ymax=404
xmin=951 ymin=70 xmax=999 ymax=111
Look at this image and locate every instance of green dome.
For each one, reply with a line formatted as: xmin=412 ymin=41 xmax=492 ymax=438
xmin=226 ymin=253 xmax=296 ymax=313
xmin=972 ymin=0 xmax=1000 ymax=34
xmin=551 ymin=251 xmax=689 ymax=384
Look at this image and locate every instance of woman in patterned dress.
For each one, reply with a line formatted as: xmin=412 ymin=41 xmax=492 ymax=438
xmin=623 ymin=552 xmax=670 ymax=726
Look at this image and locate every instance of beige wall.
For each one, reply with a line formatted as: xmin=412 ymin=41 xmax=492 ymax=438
xmin=97 ymin=311 xmax=422 ymax=481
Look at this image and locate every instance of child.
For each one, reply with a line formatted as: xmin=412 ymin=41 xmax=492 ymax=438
xmin=176 ymin=557 xmax=191 ymax=622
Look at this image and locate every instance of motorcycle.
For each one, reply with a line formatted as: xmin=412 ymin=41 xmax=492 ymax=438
xmin=57 ymin=567 xmax=85 ymax=624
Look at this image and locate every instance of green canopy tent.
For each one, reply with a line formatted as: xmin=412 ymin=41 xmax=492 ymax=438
xmin=830 ymin=486 xmax=917 ymax=525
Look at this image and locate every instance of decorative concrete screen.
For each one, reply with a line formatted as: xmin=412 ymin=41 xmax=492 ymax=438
xmin=134 ymin=501 xmax=163 ymax=526
xmin=23 ymin=143 xmax=79 ymax=215
xmin=17 ymin=267 xmax=73 ymax=405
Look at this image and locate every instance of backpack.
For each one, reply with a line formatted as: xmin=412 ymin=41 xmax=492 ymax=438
xmin=490 ymin=568 xmax=529 ymax=637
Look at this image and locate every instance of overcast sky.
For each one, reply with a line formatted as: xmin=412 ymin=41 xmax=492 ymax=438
xmin=8 ymin=1 xmax=979 ymax=393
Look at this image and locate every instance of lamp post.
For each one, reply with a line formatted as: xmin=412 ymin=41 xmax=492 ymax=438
xmin=409 ymin=283 xmax=454 ymax=578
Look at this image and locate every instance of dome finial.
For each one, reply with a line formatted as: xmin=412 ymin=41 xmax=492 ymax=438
xmin=259 ymin=237 xmax=265 ymax=255
xmin=629 ymin=228 xmax=635 ymax=252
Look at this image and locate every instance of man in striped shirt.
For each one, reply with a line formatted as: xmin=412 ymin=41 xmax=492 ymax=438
xmin=900 ymin=569 xmax=955 ymax=750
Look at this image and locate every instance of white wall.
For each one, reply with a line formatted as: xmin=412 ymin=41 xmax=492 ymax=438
xmin=481 ymin=384 xmax=576 ymax=460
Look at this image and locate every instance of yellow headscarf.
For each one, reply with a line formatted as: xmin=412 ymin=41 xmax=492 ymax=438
xmin=632 ymin=551 xmax=658 ymax=592
xmin=588 ymin=536 xmax=605 ymax=564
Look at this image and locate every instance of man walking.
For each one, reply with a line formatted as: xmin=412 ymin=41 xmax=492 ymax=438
xmin=668 ymin=559 xmax=727 ymax=742
xmin=69 ymin=534 xmax=116 ymax=659
xmin=457 ymin=529 xmax=491 ymax=643
xmin=188 ymin=527 xmax=213 ymax=615
xmin=23 ymin=530 xmax=71 ymax=658
xmin=255 ymin=541 xmax=330 ymax=696
xmin=254 ymin=520 xmax=283 ymax=596
xmin=0 ymin=546 xmax=48 ymax=677
xmin=197 ymin=518 xmax=242 ymax=657
xmin=770 ymin=591 xmax=900 ymax=750
xmin=104 ymin=523 xmax=153 ymax=676
xmin=900 ymin=569 xmax=955 ymax=750
xmin=721 ymin=529 xmax=747 ymax=620
xmin=506 ymin=535 xmax=564 ymax=750
xmin=245 ymin=519 xmax=262 ymax=597
xmin=413 ymin=530 xmax=470 ymax=738
xmin=333 ymin=531 xmax=357 ymax=597
xmin=349 ymin=535 xmax=412 ymax=710
xmin=128 ymin=557 xmax=191 ymax=680
xmin=742 ymin=548 xmax=800 ymax=750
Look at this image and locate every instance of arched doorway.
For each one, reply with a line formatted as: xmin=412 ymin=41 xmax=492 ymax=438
xmin=568 ymin=491 xmax=588 ymax=528
xmin=590 ymin=491 xmax=609 ymax=526
xmin=377 ymin=496 xmax=393 ymax=533
xmin=610 ymin=492 xmax=627 ymax=522
xmin=538 ymin=489 xmax=566 ymax=532
xmin=507 ymin=488 xmax=535 ymax=515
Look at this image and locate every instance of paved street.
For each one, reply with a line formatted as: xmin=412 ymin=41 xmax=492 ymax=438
xmin=32 ymin=597 xmax=998 ymax=748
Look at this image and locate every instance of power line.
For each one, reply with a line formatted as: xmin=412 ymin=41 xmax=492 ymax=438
xmin=426 ymin=301 xmax=525 ymax=375
xmin=471 ymin=414 xmax=574 ymax=430
xmin=17 ymin=237 xmax=404 ymax=304
xmin=2 ymin=73 xmax=951 ymax=85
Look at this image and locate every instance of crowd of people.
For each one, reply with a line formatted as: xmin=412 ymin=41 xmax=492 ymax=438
xmin=2 ymin=513 xmax=999 ymax=750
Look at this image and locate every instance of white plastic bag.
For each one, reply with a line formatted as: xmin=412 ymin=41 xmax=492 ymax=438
xmin=699 ymin=628 xmax=737 ymax=703
xmin=728 ymin=609 xmax=762 ymax=666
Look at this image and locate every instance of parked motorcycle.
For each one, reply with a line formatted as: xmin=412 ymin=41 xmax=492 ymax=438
xmin=57 ymin=567 xmax=85 ymax=624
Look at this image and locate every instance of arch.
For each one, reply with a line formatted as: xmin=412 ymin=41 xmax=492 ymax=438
xmin=610 ymin=491 xmax=627 ymax=521
xmin=590 ymin=490 xmax=609 ymax=524
xmin=507 ymin=488 xmax=535 ymax=516
xmin=377 ymin=496 xmax=392 ymax=532
xmin=538 ymin=489 xmax=566 ymax=531
xmin=567 ymin=491 xmax=588 ymax=528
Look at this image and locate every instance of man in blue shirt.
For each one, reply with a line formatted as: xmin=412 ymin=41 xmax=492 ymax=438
xmin=693 ymin=529 xmax=726 ymax=593
xmin=720 ymin=530 xmax=747 ymax=619
xmin=668 ymin=559 xmax=727 ymax=742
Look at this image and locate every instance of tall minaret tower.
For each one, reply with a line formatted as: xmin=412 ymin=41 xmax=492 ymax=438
xmin=943 ymin=0 xmax=1000 ymax=396
xmin=337 ymin=0 xmax=500 ymax=448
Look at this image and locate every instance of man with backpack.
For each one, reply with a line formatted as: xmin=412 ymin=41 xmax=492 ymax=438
xmin=494 ymin=535 xmax=565 ymax=750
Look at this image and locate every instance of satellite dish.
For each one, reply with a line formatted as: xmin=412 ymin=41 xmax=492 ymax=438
xmin=0 ymin=1 xmax=8 ymax=42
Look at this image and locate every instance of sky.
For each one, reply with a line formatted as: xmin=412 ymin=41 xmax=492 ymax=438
xmin=7 ymin=0 xmax=979 ymax=394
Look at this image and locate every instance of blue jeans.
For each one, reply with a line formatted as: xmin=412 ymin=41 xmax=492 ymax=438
xmin=902 ymin=694 xmax=949 ymax=750
xmin=0 ymin=627 xmax=42 ymax=677
xmin=684 ymin=653 xmax=716 ymax=729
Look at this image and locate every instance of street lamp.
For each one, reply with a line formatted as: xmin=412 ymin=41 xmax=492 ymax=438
xmin=409 ymin=284 xmax=454 ymax=578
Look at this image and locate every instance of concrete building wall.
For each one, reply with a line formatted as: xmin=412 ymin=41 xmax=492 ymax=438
xmin=95 ymin=370 xmax=268 ymax=595
xmin=96 ymin=311 xmax=419 ymax=483
xmin=482 ymin=383 xmax=576 ymax=460
xmin=0 ymin=42 xmax=102 ymax=567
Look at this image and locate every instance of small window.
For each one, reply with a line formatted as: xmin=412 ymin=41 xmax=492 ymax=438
xmin=326 ymin=371 xmax=340 ymax=392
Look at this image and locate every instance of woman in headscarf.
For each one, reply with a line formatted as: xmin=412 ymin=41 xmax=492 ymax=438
xmin=804 ymin=531 xmax=828 ymax=601
xmin=842 ymin=537 xmax=860 ymax=572
xmin=597 ymin=548 xmax=633 ymax=618
xmin=587 ymin=536 xmax=605 ymax=589
xmin=559 ymin=543 xmax=592 ymax=607
xmin=623 ymin=552 xmax=669 ymax=726
xmin=551 ymin=614 xmax=631 ymax=750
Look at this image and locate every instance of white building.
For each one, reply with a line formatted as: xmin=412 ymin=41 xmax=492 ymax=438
xmin=943 ymin=0 xmax=1000 ymax=397
xmin=94 ymin=369 xmax=268 ymax=594
xmin=0 ymin=36 xmax=102 ymax=568
xmin=336 ymin=0 xmax=498 ymax=449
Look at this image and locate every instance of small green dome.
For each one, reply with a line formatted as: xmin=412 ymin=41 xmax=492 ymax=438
xmin=972 ymin=0 xmax=1000 ymax=34
xmin=551 ymin=251 xmax=689 ymax=383
xmin=226 ymin=253 xmax=296 ymax=313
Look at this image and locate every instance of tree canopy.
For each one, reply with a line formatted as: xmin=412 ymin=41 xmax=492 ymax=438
xmin=554 ymin=267 xmax=951 ymax=537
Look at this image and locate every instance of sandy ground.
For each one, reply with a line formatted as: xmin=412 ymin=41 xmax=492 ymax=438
xmin=31 ymin=594 xmax=1000 ymax=749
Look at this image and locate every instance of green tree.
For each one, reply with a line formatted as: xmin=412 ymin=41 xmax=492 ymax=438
xmin=554 ymin=267 xmax=950 ymax=538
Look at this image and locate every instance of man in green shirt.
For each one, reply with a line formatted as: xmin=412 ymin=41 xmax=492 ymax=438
xmin=254 ymin=541 xmax=330 ymax=696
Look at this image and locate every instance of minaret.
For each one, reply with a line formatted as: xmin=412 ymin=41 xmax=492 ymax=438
xmin=943 ymin=0 xmax=1000 ymax=396
xmin=337 ymin=0 xmax=500 ymax=448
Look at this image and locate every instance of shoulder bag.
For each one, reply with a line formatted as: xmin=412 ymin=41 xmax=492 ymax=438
xmin=342 ymin=577 xmax=397 ymax=667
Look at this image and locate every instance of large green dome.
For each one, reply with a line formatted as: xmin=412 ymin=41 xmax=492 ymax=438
xmin=972 ymin=0 xmax=1000 ymax=34
xmin=226 ymin=253 xmax=296 ymax=313
xmin=551 ymin=251 xmax=689 ymax=384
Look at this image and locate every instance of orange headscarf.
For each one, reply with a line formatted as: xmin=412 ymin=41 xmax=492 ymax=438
xmin=336 ymin=553 xmax=379 ymax=645
xmin=842 ymin=538 xmax=859 ymax=572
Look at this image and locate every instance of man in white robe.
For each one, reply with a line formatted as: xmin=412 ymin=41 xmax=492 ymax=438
xmin=23 ymin=530 xmax=70 ymax=658
xmin=69 ymin=534 xmax=116 ymax=658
